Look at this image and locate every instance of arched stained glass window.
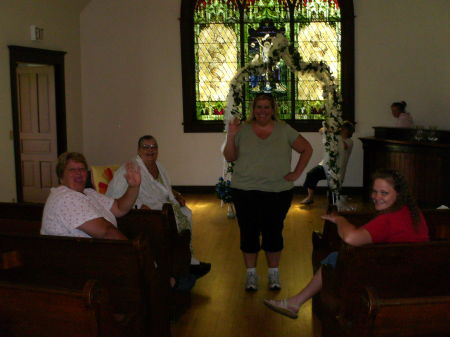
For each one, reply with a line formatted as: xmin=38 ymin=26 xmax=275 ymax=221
xmin=181 ymin=0 xmax=354 ymax=132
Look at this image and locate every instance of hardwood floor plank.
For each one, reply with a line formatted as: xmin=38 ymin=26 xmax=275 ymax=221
xmin=172 ymin=194 xmax=329 ymax=337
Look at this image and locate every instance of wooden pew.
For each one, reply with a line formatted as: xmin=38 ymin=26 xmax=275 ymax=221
xmin=0 ymin=249 xmax=22 ymax=270
xmin=0 ymin=202 xmax=44 ymax=222
xmin=0 ymin=279 xmax=124 ymax=337
xmin=0 ymin=202 xmax=192 ymax=277
xmin=0 ymin=232 xmax=170 ymax=337
xmin=117 ymin=205 xmax=192 ymax=320
xmin=354 ymin=287 xmax=450 ymax=337
xmin=0 ymin=201 xmax=193 ymax=321
xmin=311 ymin=209 xmax=450 ymax=337
xmin=425 ymin=208 xmax=450 ymax=239
xmin=118 ymin=204 xmax=191 ymax=279
xmin=0 ymin=202 xmax=43 ymax=235
xmin=318 ymin=241 xmax=450 ymax=337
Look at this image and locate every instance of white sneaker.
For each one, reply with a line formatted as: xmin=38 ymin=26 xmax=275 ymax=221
xmin=268 ymin=271 xmax=281 ymax=290
xmin=245 ymin=272 xmax=258 ymax=291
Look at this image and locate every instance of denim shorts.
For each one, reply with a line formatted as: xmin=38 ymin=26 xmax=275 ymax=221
xmin=321 ymin=251 xmax=339 ymax=268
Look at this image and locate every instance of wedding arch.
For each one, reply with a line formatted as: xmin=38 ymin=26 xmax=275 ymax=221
xmin=222 ymin=33 xmax=344 ymax=198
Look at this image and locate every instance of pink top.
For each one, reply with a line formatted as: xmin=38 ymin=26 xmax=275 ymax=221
xmin=363 ymin=206 xmax=429 ymax=243
xmin=396 ymin=112 xmax=414 ymax=128
xmin=41 ymin=186 xmax=116 ymax=238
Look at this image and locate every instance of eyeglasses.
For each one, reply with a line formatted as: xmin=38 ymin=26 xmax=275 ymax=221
xmin=141 ymin=144 xmax=158 ymax=150
xmin=67 ymin=168 xmax=87 ymax=173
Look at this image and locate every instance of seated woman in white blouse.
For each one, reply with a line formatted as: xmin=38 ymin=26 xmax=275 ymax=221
xmin=41 ymin=152 xmax=140 ymax=239
xmin=107 ymin=135 xmax=211 ymax=279
xmin=41 ymin=152 xmax=195 ymax=291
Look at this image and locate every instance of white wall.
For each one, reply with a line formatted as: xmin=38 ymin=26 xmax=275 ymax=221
xmin=80 ymin=0 xmax=449 ymax=188
xmin=2 ymin=0 xmax=448 ymax=201
xmin=0 ymin=0 xmax=89 ymax=202
xmin=354 ymin=0 xmax=450 ymax=130
xmin=80 ymin=0 xmax=226 ymax=186
xmin=348 ymin=0 xmax=450 ymax=188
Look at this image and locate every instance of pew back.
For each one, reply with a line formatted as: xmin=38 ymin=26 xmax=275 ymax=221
xmin=117 ymin=205 xmax=192 ymax=320
xmin=320 ymin=241 xmax=450 ymax=337
xmin=0 ymin=201 xmax=191 ymax=277
xmin=0 ymin=279 xmax=123 ymax=337
xmin=0 ymin=202 xmax=44 ymax=221
xmin=117 ymin=205 xmax=191 ymax=277
xmin=334 ymin=241 xmax=450 ymax=300
xmin=357 ymin=287 xmax=450 ymax=337
xmin=0 ymin=202 xmax=43 ymax=235
xmin=0 ymin=233 xmax=149 ymax=314
xmin=0 ymin=202 xmax=191 ymax=278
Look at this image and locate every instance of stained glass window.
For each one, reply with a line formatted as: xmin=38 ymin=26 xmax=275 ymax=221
xmin=181 ymin=0 xmax=354 ymax=132
xmin=195 ymin=2 xmax=240 ymax=120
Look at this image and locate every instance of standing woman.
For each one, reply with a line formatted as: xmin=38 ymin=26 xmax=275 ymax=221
xmin=223 ymin=94 xmax=313 ymax=291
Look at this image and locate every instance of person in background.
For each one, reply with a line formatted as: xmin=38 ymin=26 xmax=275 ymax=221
xmin=300 ymin=121 xmax=355 ymax=205
xmin=223 ymin=93 xmax=313 ymax=291
xmin=41 ymin=152 xmax=140 ymax=239
xmin=107 ymin=135 xmax=211 ymax=279
xmin=264 ymin=169 xmax=429 ymax=319
xmin=391 ymin=101 xmax=414 ymax=128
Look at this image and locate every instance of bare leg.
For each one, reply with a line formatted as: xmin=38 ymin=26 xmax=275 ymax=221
xmin=264 ymin=268 xmax=322 ymax=318
xmin=300 ymin=188 xmax=315 ymax=204
xmin=243 ymin=252 xmax=258 ymax=268
xmin=265 ymin=251 xmax=281 ymax=268
xmin=287 ymin=267 xmax=323 ymax=311
xmin=264 ymin=267 xmax=323 ymax=318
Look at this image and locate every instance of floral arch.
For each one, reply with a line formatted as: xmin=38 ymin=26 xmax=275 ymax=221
xmin=223 ymin=33 xmax=344 ymax=196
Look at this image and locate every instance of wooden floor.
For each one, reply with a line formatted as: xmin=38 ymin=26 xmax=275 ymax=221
xmin=171 ymin=193 xmax=331 ymax=337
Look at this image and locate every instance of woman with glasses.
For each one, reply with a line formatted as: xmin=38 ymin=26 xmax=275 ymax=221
xmin=107 ymin=135 xmax=211 ymax=279
xmin=41 ymin=152 xmax=140 ymax=239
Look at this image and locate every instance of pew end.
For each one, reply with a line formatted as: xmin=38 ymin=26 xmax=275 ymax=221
xmin=318 ymin=241 xmax=450 ymax=337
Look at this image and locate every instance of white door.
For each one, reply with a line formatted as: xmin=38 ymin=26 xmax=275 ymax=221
xmin=17 ymin=65 xmax=58 ymax=203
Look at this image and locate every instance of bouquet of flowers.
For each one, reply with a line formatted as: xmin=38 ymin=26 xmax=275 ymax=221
xmin=215 ymin=177 xmax=232 ymax=203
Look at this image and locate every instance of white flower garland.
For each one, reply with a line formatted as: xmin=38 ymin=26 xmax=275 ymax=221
xmin=223 ymin=33 xmax=344 ymax=194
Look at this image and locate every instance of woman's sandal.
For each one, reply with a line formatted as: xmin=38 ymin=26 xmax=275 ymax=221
xmin=263 ymin=299 xmax=298 ymax=319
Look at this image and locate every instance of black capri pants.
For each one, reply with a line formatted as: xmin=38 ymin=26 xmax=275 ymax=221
xmin=231 ymin=188 xmax=294 ymax=253
xmin=303 ymin=165 xmax=326 ymax=190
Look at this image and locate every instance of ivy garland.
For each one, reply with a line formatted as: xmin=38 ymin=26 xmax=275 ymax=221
xmin=221 ymin=33 xmax=344 ymax=196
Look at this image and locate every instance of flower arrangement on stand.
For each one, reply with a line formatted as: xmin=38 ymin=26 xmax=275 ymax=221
xmin=215 ymin=162 xmax=235 ymax=218
xmin=222 ymin=33 xmax=344 ymax=203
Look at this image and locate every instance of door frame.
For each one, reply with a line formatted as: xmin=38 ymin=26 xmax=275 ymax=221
xmin=9 ymin=46 xmax=67 ymax=202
